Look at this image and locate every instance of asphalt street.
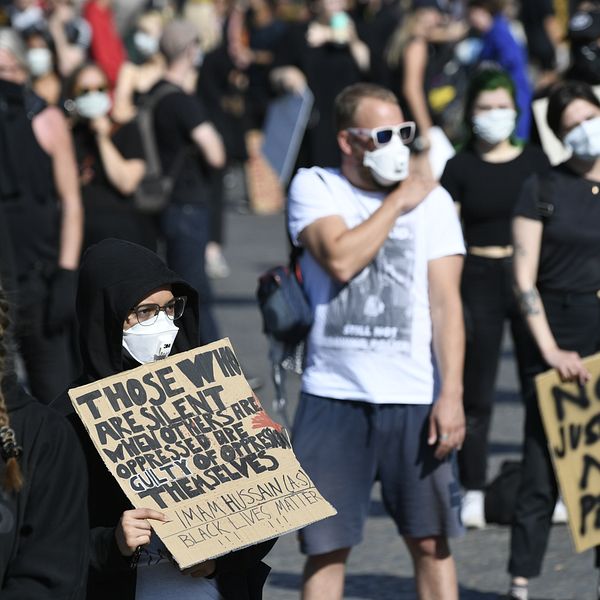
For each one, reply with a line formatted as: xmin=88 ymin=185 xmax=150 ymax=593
xmin=212 ymin=209 xmax=596 ymax=600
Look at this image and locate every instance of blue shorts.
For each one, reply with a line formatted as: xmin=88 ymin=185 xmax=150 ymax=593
xmin=292 ymin=392 xmax=464 ymax=556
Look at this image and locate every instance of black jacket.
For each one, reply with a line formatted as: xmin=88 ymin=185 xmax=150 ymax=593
xmin=53 ymin=238 xmax=275 ymax=600
xmin=0 ymin=374 xmax=89 ymax=599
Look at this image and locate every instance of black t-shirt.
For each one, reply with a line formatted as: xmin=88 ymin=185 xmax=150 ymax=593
xmin=274 ymin=22 xmax=363 ymax=168
xmin=74 ymin=119 xmax=144 ymax=212
xmin=74 ymin=120 xmax=158 ymax=251
xmin=441 ymin=145 xmax=550 ymax=247
xmin=151 ymin=80 xmax=210 ymax=205
xmin=514 ymin=163 xmax=600 ymax=293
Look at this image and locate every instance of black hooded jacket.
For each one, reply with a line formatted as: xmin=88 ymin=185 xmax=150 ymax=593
xmin=0 ymin=373 xmax=89 ymax=599
xmin=53 ymin=239 xmax=275 ymax=600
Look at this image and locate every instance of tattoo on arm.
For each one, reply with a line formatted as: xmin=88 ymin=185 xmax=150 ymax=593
xmin=518 ymin=288 xmax=541 ymax=316
xmin=515 ymin=243 xmax=527 ymax=258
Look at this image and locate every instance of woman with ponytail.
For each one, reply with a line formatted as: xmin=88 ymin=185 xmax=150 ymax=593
xmin=0 ymin=279 xmax=89 ymax=599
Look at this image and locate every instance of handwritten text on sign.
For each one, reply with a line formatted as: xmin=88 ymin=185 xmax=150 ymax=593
xmin=536 ymin=352 xmax=600 ymax=553
xmin=70 ymin=339 xmax=336 ymax=568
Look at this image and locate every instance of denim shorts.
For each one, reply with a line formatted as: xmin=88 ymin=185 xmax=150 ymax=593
xmin=292 ymin=392 xmax=464 ymax=556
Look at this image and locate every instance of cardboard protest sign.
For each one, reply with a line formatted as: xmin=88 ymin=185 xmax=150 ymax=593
xmin=536 ymin=352 xmax=600 ymax=553
xmin=69 ymin=338 xmax=336 ymax=569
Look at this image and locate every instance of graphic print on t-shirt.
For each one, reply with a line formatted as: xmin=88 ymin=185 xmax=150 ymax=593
xmin=323 ymin=225 xmax=415 ymax=351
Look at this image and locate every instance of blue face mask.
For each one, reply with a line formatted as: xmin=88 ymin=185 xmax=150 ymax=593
xmin=472 ymin=108 xmax=517 ymax=145
xmin=133 ymin=31 xmax=159 ymax=58
xmin=563 ymin=116 xmax=600 ymax=161
xmin=74 ymin=91 xmax=112 ymax=120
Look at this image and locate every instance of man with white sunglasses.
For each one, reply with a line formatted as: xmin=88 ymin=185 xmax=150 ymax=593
xmin=287 ymin=82 xmax=466 ymax=600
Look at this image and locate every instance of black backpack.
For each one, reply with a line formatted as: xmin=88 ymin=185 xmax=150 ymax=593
xmin=133 ymin=83 xmax=188 ymax=214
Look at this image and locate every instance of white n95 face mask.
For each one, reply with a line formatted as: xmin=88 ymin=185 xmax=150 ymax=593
xmin=133 ymin=31 xmax=159 ymax=58
xmin=472 ymin=108 xmax=517 ymax=145
xmin=363 ymin=135 xmax=410 ymax=187
xmin=27 ymin=48 xmax=53 ymax=77
xmin=563 ymin=116 xmax=600 ymax=161
xmin=74 ymin=91 xmax=112 ymax=120
xmin=122 ymin=312 xmax=180 ymax=364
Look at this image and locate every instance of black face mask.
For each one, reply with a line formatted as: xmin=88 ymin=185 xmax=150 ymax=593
xmin=0 ymin=79 xmax=25 ymax=103
xmin=569 ymin=9 xmax=600 ymax=42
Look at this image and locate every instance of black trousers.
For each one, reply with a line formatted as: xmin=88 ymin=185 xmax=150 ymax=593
xmin=459 ymin=255 xmax=533 ymax=490
xmin=509 ymin=291 xmax=600 ymax=578
xmin=15 ymin=270 xmax=78 ymax=404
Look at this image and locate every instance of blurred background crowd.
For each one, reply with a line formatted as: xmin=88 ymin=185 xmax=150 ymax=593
xmin=0 ymin=0 xmax=598 ymax=450
xmin=0 ymin=0 xmax=600 ymax=596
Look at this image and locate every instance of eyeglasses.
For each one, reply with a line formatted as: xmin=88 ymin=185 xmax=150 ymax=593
xmin=347 ymin=122 xmax=416 ymax=147
xmin=128 ymin=296 xmax=187 ymax=327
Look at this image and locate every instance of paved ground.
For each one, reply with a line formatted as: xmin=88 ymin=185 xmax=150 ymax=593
xmin=212 ymin=209 xmax=597 ymax=599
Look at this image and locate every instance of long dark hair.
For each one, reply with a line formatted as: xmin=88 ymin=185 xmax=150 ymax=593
xmin=0 ymin=287 xmax=23 ymax=493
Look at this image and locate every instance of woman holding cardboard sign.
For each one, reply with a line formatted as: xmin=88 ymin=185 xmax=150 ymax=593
xmin=53 ymin=238 xmax=275 ymax=600
xmin=508 ymin=81 xmax=600 ymax=600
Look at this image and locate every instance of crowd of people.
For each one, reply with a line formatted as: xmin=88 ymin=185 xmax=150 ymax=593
xmin=0 ymin=0 xmax=599 ymax=599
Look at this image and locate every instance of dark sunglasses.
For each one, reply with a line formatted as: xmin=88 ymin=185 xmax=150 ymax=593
xmin=77 ymin=86 xmax=107 ymax=95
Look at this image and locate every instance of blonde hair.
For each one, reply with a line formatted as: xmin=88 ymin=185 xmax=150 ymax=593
xmin=0 ymin=288 xmax=23 ymax=493
xmin=385 ymin=4 xmax=436 ymax=69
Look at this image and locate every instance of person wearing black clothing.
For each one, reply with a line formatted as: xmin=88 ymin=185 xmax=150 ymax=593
xmin=0 ymin=281 xmax=89 ymax=599
xmin=67 ymin=61 xmax=155 ymax=252
xmin=152 ymin=19 xmax=226 ymax=344
xmin=507 ymin=81 xmax=600 ymax=600
xmin=0 ymin=27 xmax=83 ymax=404
xmin=270 ymin=0 xmax=369 ymax=168
xmin=52 ymin=238 xmax=275 ymax=600
xmin=566 ymin=1 xmax=600 ymax=85
xmin=441 ymin=67 xmax=550 ymax=529
xmin=520 ymin=0 xmax=557 ymax=74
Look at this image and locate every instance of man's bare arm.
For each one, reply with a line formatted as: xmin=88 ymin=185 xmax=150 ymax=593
xmin=428 ymin=254 xmax=465 ymax=459
xmin=299 ymin=177 xmax=435 ymax=283
xmin=191 ymin=122 xmax=226 ymax=170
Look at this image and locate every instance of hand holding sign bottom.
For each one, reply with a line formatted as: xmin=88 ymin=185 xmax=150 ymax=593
xmin=115 ymin=508 xmax=169 ymax=556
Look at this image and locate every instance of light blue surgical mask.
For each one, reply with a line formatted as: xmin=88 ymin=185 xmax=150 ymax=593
xmin=74 ymin=91 xmax=112 ymax=120
xmin=472 ymin=108 xmax=517 ymax=145
xmin=134 ymin=31 xmax=159 ymax=58
xmin=27 ymin=47 xmax=53 ymax=77
xmin=563 ymin=116 xmax=600 ymax=161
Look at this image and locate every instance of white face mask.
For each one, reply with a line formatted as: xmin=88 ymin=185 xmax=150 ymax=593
xmin=27 ymin=47 xmax=53 ymax=77
xmin=74 ymin=91 xmax=112 ymax=120
xmin=472 ymin=108 xmax=517 ymax=145
xmin=363 ymin=135 xmax=410 ymax=187
xmin=133 ymin=31 xmax=159 ymax=58
xmin=563 ymin=116 xmax=600 ymax=161
xmin=122 ymin=312 xmax=180 ymax=365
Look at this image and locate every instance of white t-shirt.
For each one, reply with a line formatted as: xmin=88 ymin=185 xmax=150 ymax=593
xmin=287 ymin=167 xmax=465 ymax=405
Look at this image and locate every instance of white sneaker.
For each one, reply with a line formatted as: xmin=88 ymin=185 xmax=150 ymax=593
xmin=461 ymin=490 xmax=486 ymax=529
xmin=205 ymin=250 xmax=231 ymax=279
xmin=552 ymin=497 xmax=568 ymax=524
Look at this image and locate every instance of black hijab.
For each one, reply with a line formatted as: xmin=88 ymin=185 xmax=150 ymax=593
xmin=76 ymin=238 xmax=199 ymax=382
